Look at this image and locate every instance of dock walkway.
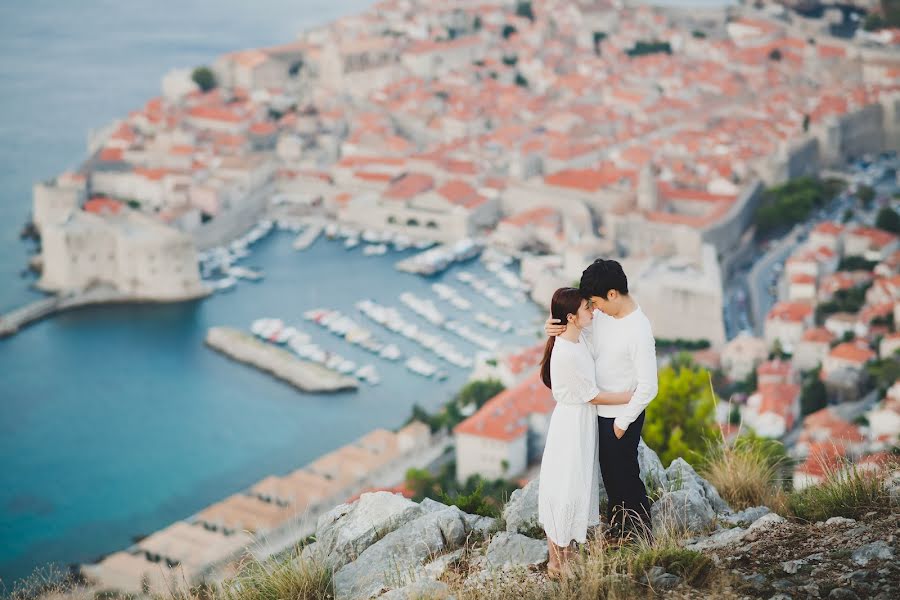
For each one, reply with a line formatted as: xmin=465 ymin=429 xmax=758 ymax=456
xmin=204 ymin=326 xmax=358 ymax=393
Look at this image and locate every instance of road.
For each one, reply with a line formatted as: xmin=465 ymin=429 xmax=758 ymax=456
xmin=731 ymin=154 xmax=900 ymax=339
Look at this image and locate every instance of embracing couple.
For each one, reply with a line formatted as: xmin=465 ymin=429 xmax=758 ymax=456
xmin=537 ymin=258 xmax=658 ymax=578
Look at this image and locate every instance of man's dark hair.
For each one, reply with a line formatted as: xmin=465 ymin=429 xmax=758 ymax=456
xmin=580 ymin=258 xmax=628 ymax=299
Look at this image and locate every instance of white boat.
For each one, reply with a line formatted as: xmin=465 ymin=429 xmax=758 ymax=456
xmin=355 ymin=364 xmax=381 ymax=384
xmin=214 ymin=276 xmax=237 ymax=292
xmin=344 ymin=236 xmax=360 ymax=250
xmin=432 ymin=283 xmax=473 ymax=311
xmin=325 ymin=223 xmax=339 ymax=238
xmin=363 ymin=243 xmax=388 ymax=256
xmin=406 ymin=356 xmax=438 ymax=377
xmin=393 ymin=235 xmax=412 ymax=251
xmin=338 ymin=226 xmax=359 ymax=239
xmin=380 ymin=344 xmax=402 ymax=360
xmin=227 ymin=266 xmax=264 ymax=281
xmin=475 ymin=312 xmax=512 ymax=333
xmin=399 ymin=292 xmax=445 ymax=326
xmin=337 ymin=359 xmax=357 ymax=374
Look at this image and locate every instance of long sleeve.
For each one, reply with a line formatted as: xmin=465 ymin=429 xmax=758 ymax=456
xmin=551 ymin=345 xmax=600 ymax=405
xmin=613 ymin=319 xmax=658 ymax=431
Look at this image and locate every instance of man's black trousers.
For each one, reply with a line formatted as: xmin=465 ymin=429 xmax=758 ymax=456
xmin=597 ymin=410 xmax=652 ymax=537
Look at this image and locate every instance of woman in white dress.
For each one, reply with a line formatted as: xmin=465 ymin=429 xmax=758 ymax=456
xmin=537 ymin=288 xmax=632 ymax=578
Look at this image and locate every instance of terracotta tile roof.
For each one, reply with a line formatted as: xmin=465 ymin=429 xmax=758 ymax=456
xmin=812 ymin=221 xmax=844 ymax=236
xmin=757 ymin=359 xmax=793 ymax=379
xmin=99 ymin=148 xmax=125 ymax=162
xmin=454 ymin=372 xmax=554 ymax=442
xmin=504 ymin=343 xmax=545 ymax=375
xmin=384 ymin=173 xmax=434 ymax=200
xmin=133 ymin=167 xmax=168 ymax=181
xmin=754 ymin=382 xmax=800 ymax=428
xmin=828 ymin=341 xmax=876 ymax=365
xmin=188 ymin=105 xmax=246 ymax=123
xmin=802 ymin=327 xmax=835 ymax=343
xmin=767 ymin=301 xmax=814 ymax=323
xmin=848 ymin=226 xmax=898 ymax=248
xmin=790 ymin=274 xmax=816 ymax=285
xmin=543 ymin=165 xmax=636 ymax=192
xmin=84 ymin=197 xmax=123 ymax=215
xmin=500 ymin=206 xmax=560 ymax=229
xmin=249 ymin=122 xmax=277 ymax=136
xmin=436 ymin=180 xmax=487 ymax=209
xmin=795 ymin=443 xmax=845 ymax=478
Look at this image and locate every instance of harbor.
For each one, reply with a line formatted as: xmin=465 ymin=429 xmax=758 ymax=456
xmin=0 ymin=229 xmax=543 ymax=583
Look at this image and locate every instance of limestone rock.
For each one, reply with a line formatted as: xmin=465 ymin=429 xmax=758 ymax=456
xmin=718 ymin=505 xmax=771 ymax=528
xmin=484 ymin=532 xmax=548 ymax=569
xmin=746 ymin=512 xmax=786 ymax=533
xmin=377 ymin=580 xmax=451 ymax=600
xmin=685 ymin=526 xmax=748 ymax=551
xmin=851 ymin=541 xmax=894 ymax=566
xmin=651 ymin=488 xmax=715 ymax=534
xmin=665 ymin=457 xmax=730 ymax=513
xmin=315 ymin=492 xmax=424 ymax=570
xmin=463 ymin=513 xmax=498 ymax=537
xmin=419 ymin=498 xmax=451 ymax=513
xmin=333 ymin=505 xmax=469 ymax=599
xmin=637 ymin=439 xmax=668 ymax=493
xmin=503 ymin=479 xmax=540 ymax=534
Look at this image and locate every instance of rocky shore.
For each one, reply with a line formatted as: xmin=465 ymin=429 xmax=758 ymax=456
xmin=204 ymin=326 xmax=358 ymax=393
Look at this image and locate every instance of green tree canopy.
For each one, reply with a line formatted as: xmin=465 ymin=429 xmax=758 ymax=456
xmin=643 ymin=360 xmax=719 ymax=466
xmin=515 ymin=1 xmax=535 ymax=21
xmin=876 ymin=206 xmax=900 ymax=234
xmin=857 ymin=184 xmax=876 ymax=208
xmin=191 ymin=66 xmax=217 ymax=92
xmin=800 ymin=368 xmax=828 ymax=417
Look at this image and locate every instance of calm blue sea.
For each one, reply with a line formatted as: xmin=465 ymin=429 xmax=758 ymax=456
xmin=0 ymin=0 xmax=544 ymax=587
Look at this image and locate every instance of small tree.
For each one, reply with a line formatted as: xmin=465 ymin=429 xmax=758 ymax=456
xmin=514 ymin=72 xmax=529 ymax=88
xmin=502 ymin=24 xmax=517 ymax=39
xmin=192 ymin=66 xmax=216 ymax=92
xmin=857 ymin=184 xmax=876 ymax=208
xmin=642 ymin=360 xmax=719 ymax=466
xmin=876 ymin=206 xmax=900 ymax=234
xmin=768 ymin=48 xmax=782 ymax=61
xmin=802 ymin=114 xmax=810 ymax=132
xmin=515 ymin=1 xmax=535 ymax=21
xmin=800 ymin=368 xmax=828 ymax=416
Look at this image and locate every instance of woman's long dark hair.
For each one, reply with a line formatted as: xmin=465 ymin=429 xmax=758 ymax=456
xmin=540 ymin=287 xmax=586 ymax=389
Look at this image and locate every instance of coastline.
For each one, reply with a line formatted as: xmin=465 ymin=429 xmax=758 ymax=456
xmin=0 ymin=285 xmax=212 ymax=339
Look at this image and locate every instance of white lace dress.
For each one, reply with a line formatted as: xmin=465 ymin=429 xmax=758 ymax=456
xmin=538 ymin=334 xmax=601 ymax=547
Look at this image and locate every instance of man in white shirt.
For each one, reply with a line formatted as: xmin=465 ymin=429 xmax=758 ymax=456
xmin=545 ymin=258 xmax=658 ymax=540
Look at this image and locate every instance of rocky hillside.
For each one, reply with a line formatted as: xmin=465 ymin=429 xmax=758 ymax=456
xmin=291 ymin=441 xmax=897 ymax=600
